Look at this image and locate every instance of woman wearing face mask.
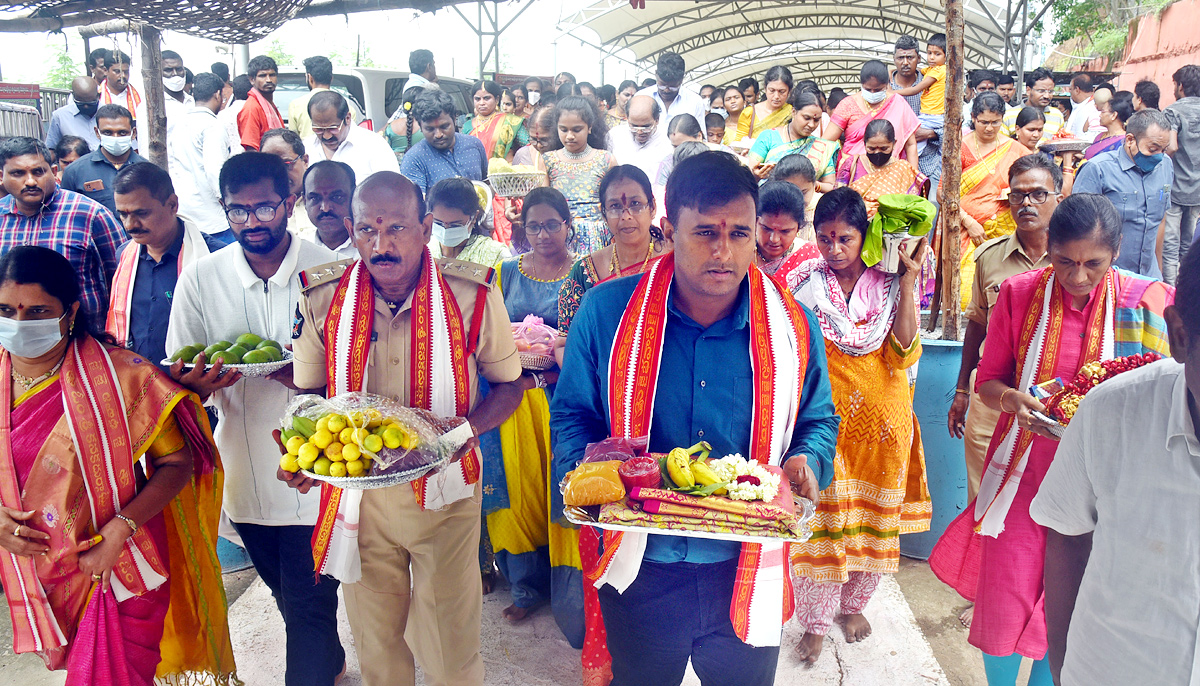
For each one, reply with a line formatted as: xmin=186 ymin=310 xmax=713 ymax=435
xmin=959 ymin=92 xmax=1033 ymax=308
xmin=463 ymin=80 xmax=530 ymax=163
xmin=544 ymin=96 xmax=616 ymax=255
xmin=426 ymin=177 xmax=511 ymax=265
xmin=721 ymin=84 xmax=746 ymax=145
xmin=749 ymin=91 xmax=840 ymax=191
xmin=787 ymin=188 xmax=931 ymax=667
xmin=836 ymin=119 xmax=929 ymax=218
xmin=736 ymin=65 xmax=795 ymax=142
xmin=0 ymin=246 xmax=234 ymax=685
xmin=824 ymin=60 xmax=921 ymax=170
xmin=485 ymin=188 xmax=578 ymax=635
xmin=929 ymin=195 xmax=1173 ymax=686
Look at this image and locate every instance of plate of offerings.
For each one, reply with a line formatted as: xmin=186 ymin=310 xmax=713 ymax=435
xmin=1029 ymin=352 xmax=1163 ymax=438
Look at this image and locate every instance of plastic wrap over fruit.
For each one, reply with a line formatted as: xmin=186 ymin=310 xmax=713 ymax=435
xmin=280 ymin=392 xmax=470 ymax=482
xmin=582 ymin=435 xmax=650 ymax=465
xmin=511 ymin=315 xmax=558 ymax=355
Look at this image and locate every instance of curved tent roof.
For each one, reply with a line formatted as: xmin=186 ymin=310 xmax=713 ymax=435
xmin=565 ymin=0 xmax=1012 ymax=90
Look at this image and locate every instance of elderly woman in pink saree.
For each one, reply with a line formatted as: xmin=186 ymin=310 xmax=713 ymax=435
xmin=0 ymin=247 xmax=235 ymax=686
xmin=824 ymin=60 xmax=920 ymax=171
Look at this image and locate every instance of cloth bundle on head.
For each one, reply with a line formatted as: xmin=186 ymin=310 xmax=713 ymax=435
xmin=861 ymin=194 xmax=936 ymax=267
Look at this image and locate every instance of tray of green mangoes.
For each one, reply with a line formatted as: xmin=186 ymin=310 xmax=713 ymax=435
xmin=164 ymin=333 xmax=292 ymax=377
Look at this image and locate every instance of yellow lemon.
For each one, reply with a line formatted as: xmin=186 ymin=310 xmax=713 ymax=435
xmin=325 ymin=442 xmax=345 ymax=462
xmin=312 ymin=457 xmax=333 ymax=476
xmin=297 ymin=452 xmax=317 ymax=470
xmin=279 ymin=455 xmax=300 ymax=472
xmin=326 ymin=414 xmax=347 ymax=433
xmin=311 ymin=429 xmax=334 ymax=450
xmin=298 ymin=443 xmax=320 ymax=465
xmin=338 ymin=427 xmax=354 ymax=445
xmin=329 ymin=462 xmax=348 ymax=478
xmin=365 ymin=408 xmax=384 ymax=429
xmin=286 ymin=435 xmax=307 ymax=456
xmin=363 ymin=434 xmax=383 ymax=453
xmin=315 ymin=416 xmax=331 ymax=433
xmin=347 ymin=410 xmax=367 ymax=428
xmin=342 ymin=443 xmax=362 ymax=462
xmin=350 ymin=428 xmax=370 ymax=445
xmin=346 ymin=459 xmax=365 ymax=476
xmin=382 ymin=427 xmax=403 ymax=450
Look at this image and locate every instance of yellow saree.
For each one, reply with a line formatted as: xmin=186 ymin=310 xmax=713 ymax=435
xmin=736 ymin=104 xmax=793 ymax=142
xmin=959 ymin=137 xmax=1030 ymax=309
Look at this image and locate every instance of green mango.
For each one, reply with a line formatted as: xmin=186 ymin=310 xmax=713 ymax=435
xmin=259 ymin=345 xmax=284 ymax=362
xmin=223 ymin=345 xmax=249 ymax=363
xmin=170 ymin=344 xmax=201 ymax=362
xmin=209 ymin=350 xmax=240 ymax=365
xmin=235 ymin=333 xmax=264 ymax=349
xmin=241 ymin=349 xmax=272 ymax=365
xmin=203 ymin=341 xmax=232 ymax=357
xmin=257 ymin=339 xmax=283 ymax=351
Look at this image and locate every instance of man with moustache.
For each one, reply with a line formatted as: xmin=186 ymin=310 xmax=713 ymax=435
xmin=283 ymin=171 xmax=524 ymax=685
xmin=98 ymin=51 xmax=141 ymax=123
xmin=300 ymin=160 xmax=358 ymax=259
xmin=304 ymin=90 xmax=399 ymax=181
xmin=166 ymin=152 xmax=344 ymax=686
xmin=260 ymin=128 xmax=316 ymax=240
xmin=948 ymin=153 xmax=1058 ymax=510
xmin=607 ymin=94 xmax=674 ymax=182
xmin=106 ymin=162 xmax=225 ymax=368
xmin=400 ymin=90 xmax=489 ymax=194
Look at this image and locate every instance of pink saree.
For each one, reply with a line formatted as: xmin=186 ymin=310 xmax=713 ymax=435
xmin=830 ymin=93 xmax=921 ymax=158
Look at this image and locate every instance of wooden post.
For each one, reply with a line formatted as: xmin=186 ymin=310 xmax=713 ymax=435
xmin=138 ymin=24 xmax=168 ymax=171
xmin=940 ymin=0 xmax=965 ymax=341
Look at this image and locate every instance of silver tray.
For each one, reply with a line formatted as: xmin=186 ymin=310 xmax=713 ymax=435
xmin=161 ymin=350 xmax=293 ymax=378
xmin=1030 ymin=410 xmax=1066 ymax=438
xmin=563 ymin=492 xmax=817 ymax=544
xmin=300 ymin=455 xmax=449 ymax=490
xmin=1040 ymin=139 xmax=1090 ymax=154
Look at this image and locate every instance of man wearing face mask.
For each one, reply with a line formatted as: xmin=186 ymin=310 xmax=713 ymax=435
xmin=1073 ymin=108 xmax=1174 ymax=280
xmin=45 ymin=76 xmax=101 ymax=150
xmin=607 ymin=95 xmax=673 ymax=182
xmin=61 ymin=104 xmax=147 ymax=216
xmin=136 ymin=50 xmax=194 ymax=155
xmin=301 ymin=160 xmax=358 ymax=258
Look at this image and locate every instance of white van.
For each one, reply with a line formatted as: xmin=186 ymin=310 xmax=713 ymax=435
xmin=274 ymin=67 xmax=474 ymax=132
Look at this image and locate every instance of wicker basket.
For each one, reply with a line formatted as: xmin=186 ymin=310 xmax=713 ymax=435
xmin=519 ymin=352 xmax=556 ymax=370
xmin=490 ymin=171 xmax=548 ymax=198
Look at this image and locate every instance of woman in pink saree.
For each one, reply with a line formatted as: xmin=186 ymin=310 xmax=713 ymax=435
xmin=824 ymin=60 xmax=920 ymax=170
xmin=0 ymin=247 xmax=235 ymax=685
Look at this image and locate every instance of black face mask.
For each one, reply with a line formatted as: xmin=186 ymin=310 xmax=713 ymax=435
xmin=76 ymin=101 xmax=98 ymax=117
xmin=866 ymin=151 xmax=892 ymax=167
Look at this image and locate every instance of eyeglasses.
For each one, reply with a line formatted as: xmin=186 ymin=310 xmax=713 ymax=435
xmin=279 ymin=156 xmax=302 ymax=166
xmin=1008 ymin=190 xmax=1052 ymax=205
xmin=628 ymin=123 xmax=656 ymax=133
xmin=525 ymin=219 xmax=565 ymax=235
xmin=1031 ymin=87 xmax=1055 ymax=96
xmin=603 ymin=201 xmax=649 ymax=218
xmin=658 ymin=85 xmax=680 ymax=94
xmin=225 ymin=199 xmax=285 ymax=224
xmin=312 ymin=122 xmax=345 ymax=136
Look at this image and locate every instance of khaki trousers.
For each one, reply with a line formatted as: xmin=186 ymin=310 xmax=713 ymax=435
xmin=343 ymin=484 xmax=484 ymax=686
xmin=963 ymin=369 xmax=1000 ymax=501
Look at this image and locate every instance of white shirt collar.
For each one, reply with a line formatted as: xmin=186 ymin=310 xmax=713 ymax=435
xmin=232 ymin=230 xmax=302 ymax=289
xmin=1166 ymin=366 xmax=1200 ymax=455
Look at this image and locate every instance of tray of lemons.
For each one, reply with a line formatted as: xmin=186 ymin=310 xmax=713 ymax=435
xmin=164 ymin=333 xmax=292 ymax=377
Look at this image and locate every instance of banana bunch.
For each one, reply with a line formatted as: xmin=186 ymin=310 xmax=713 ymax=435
xmin=280 ymin=409 xmax=420 ymax=478
xmin=663 ymin=441 xmax=729 ymax=496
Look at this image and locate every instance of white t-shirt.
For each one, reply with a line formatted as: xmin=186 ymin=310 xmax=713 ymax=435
xmin=635 ymin=85 xmax=708 ymax=132
xmin=1030 ymin=359 xmax=1200 ymax=685
xmin=304 ymin=125 xmax=400 ymax=183
xmin=166 ymin=234 xmax=336 ymax=526
xmin=1065 ymin=97 xmax=1103 ymax=143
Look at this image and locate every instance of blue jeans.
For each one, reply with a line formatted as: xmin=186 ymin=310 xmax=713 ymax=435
xmin=598 ymin=559 xmax=780 ymax=686
xmin=233 ymin=522 xmax=345 ymax=686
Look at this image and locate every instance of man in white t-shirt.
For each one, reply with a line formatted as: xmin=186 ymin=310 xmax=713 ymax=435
xmin=635 ymin=52 xmax=707 ymax=128
xmin=304 ymin=90 xmax=399 ymax=182
xmin=1064 ymin=73 xmax=1104 ymax=142
xmin=1031 ymin=248 xmax=1196 ymax=685
xmin=166 ymin=152 xmax=344 ymax=685
xmin=608 ymin=95 xmax=674 ymax=183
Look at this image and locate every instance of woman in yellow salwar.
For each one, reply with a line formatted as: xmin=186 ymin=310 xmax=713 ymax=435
xmin=959 ymin=92 xmax=1032 ymax=309
xmin=484 ymin=188 xmax=585 ymax=646
xmin=0 ymin=247 xmax=234 ymax=686
xmin=735 ymin=66 xmax=794 ymax=142
xmin=787 ymin=188 xmax=931 ymax=666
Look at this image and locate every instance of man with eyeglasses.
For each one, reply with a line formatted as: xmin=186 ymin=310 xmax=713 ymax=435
xmin=607 ymin=95 xmax=674 ymax=184
xmin=261 ymin=128 xmax=316 ymax=240
xmin=1002 ymin=68 xmax=1065 ymax=142
xmin=166 ymin=152 xmax=344 ymax=686
xmin=634 ymin=52 xmax=707 ymax=129
xmin=1073 ymin=108 xmax=1174 ymax=280
xmin=303 ymin=90 xmax=399 ymax=182
xmin=949 ymin=154 xmax=1058 ymax=509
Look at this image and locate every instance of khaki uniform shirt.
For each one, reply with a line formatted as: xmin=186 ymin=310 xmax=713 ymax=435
xmin=965 ymin=230 xmax=1051 ymax=328
xmin=291 ymin=258 xmax=522 ymax=406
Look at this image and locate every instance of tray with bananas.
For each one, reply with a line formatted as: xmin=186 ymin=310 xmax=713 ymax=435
xmin=561 ymin=441 xmax=815 ymax=544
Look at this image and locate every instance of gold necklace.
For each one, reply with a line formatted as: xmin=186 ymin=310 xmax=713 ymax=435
xmin=520 ymin=253 xmax=570 ymax=282
xmin=611 ymin=238 xmax=655 ymax=277
xmin=12 ymin=355 xmax=65 ymax=390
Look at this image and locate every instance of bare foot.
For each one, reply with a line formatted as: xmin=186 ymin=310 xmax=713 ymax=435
xmin=482 ymin=571 xmax=495 ymax=595
xmin=796 ymin=632 xmax=825 ymax=664
xmin=843 ymin=613 xmax=872 ymax=643
xmin=959 ymin=604 xmax=974 ymax=628
xmin=503 ymin=603 xmax=531 ymax=622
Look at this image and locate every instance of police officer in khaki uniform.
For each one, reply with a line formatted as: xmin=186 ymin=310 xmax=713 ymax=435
xmin=284 ymin=171 xmax=525 ymax=686
xmin=949 ymin=153 xmax=1060 ymax=499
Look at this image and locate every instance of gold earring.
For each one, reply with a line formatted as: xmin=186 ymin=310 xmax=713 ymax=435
xmin=68 ymin=318 xmax=75 ymax=335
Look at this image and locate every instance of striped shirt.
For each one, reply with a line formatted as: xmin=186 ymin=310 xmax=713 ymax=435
xmin=0 ymin=187 xmax=126 ymax=330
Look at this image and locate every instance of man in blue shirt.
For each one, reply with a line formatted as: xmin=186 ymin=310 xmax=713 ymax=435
xmin=108 ymin=162 xmax=225 ymax=367
xmin=551 ymin=152 xmax=839 ymax=686
xmin=45 ymin=76 xmax=101 ymax=150
xmin=400 ymin=89 xmax=488 ymax=194
xmin=60 ymin=104 xmax=147 ymax=216
xmin=1073 ymin=108 xmax=1174 ymax=280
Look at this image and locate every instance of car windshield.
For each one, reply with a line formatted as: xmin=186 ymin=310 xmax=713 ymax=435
xmin=273 ymin=72 xmax=367 ymax=124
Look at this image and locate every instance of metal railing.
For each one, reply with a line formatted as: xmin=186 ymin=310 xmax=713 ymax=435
xmin=40 ymin=87 xmax=70 ymax=123
xmin=0 ymin=102 xmax=44 ymax=139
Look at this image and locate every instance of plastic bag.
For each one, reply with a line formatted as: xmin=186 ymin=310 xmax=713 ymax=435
xmin=511 ymin=314 xmax=557 ymax=354
xmin=582 ymin=435 xmax=650 ymax=465
xmin=281 ymin=392 xmax=470 ymax=480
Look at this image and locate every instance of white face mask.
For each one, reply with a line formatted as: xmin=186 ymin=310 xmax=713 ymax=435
xmin=862 ymin=89 xmax=887 ymax=105
xmin=527 ymin=91 xmax=541 ymax=106
xmin=164 ymin=75 xmax=186 ymax=92
xmin=99 ymin=134 xmax=133 ymax=156
xmin=0 ymin=314 xmax=67 ymax=358
xmin=432 ymin=222 xmax=472 ymax=247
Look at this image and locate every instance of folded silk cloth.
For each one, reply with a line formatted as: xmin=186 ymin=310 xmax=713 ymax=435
xmin=862 ymin=193 xmax=936 ymax=267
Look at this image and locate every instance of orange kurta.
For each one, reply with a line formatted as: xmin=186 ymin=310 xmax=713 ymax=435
xmin=790 ymin=334 xmax=931 ymax=584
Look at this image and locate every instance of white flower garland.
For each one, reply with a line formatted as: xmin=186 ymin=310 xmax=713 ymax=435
xmin=709 ymin=454 xmax=782 ymax=501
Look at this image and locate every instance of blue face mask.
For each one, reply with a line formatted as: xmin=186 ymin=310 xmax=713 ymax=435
xmin=1133 ymin=150 xmax=1163 ymax=173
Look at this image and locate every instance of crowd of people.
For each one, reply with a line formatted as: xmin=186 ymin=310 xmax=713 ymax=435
xmin=0 ymin=32 xmax=1199 ymax=686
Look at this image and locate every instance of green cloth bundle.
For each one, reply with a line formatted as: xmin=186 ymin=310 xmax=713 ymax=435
xmin=861 ymin=193 xmax=937 ymax=267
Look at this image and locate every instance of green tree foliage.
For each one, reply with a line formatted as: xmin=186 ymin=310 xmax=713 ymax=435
xmin=265 ymin=39 xmax=293 ymax=67
xmin=44 ymin=45 xmax=80 ymax=89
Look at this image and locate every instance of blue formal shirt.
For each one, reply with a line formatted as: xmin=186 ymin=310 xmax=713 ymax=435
xmin=125 ymin=222 xmax=227 ymax=367
xmin=44 ymin=97 xmax=99 ymax=150
xmin=60 ymin=149 xmax=149 ymax=215
xmin=399 ymin=134 xmax=488 ymax=194
xmin=1073 ymin=147 xmax=1173 ymax=280
xmin=550 ymin=275 xmax=840 ymax=564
